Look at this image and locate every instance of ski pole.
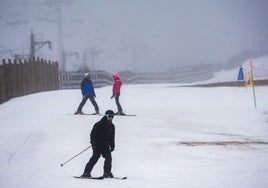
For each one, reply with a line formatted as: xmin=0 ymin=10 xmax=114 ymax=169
xmin=60 ymin=145 xmax=91 ymax=167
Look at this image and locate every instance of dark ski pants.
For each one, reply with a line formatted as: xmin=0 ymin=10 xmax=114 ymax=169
xmin=83 ymin=148 xmax=112 ymax=175
xmin=77 ymin=96 xmax=99 ymax=113
xmin=114 ymin=94 xmax=122 ymax=113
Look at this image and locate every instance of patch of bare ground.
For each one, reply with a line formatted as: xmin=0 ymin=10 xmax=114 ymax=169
xmin=178 ymin=141 xmax=268 ymax=147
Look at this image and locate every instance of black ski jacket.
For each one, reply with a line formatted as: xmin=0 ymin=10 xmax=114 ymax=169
xmin=90 ymin=117 xmax=115 ymax=151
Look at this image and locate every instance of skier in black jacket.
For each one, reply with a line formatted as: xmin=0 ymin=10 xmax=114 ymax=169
xmin=81 ymin=110 xmax=115 ymax=178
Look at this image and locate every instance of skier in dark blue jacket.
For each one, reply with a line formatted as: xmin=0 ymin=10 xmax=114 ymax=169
xmin=75 ymin=73 xmax=99 ymax=114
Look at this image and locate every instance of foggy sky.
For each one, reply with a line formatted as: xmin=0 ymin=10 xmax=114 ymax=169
xmin=0 ymin=0 xmax=267 ymax=72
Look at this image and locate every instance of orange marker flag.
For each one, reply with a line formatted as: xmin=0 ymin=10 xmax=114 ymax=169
xmin=250 ymin=61 xmax=253 ymax=70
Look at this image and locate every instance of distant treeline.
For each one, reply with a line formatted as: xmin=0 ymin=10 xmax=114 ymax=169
xmin=0 ymin=58 xmax=59 ymax=104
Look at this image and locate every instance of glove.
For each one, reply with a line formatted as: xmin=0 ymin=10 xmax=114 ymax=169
xmin=91 ymin=142 xmax=97 ymax=150
xmin=110 ymin=94 xmax=114 ymax=99
xmin=110 ymin=146 xmax=114 ymax=152
xmin=83 ymin=95 xmax=86 ymax=99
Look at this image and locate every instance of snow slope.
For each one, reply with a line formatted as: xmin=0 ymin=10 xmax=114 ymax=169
xmin=1 ymin=60 xmax=268 ymax=188
xmin=207 ymin=55 xmax=268 ymax=83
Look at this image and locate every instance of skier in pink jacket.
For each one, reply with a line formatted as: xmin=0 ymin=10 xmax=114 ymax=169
xmin=110 ymin=73 xmax=125 ymax=115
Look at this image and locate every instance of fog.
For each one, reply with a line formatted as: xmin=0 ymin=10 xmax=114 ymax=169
xmin=0 ymin=0 xmax=268 ymax=73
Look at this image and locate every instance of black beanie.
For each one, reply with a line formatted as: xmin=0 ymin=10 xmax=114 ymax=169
xmin=105 ymin=110 xmax=114 ymax=115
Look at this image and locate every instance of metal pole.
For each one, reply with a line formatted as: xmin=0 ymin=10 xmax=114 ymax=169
xmin=250 ymin=61 xmax=257 ymax=108
xmin=60 ymin=145 xmax=91 ymax=167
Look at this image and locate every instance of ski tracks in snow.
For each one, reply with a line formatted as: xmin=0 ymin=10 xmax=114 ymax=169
xmin=8 ymin=134 xmax=32 ymax=163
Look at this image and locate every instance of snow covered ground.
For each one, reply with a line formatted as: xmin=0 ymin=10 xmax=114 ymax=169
xmin=1 ymin=57 xmax=268 ymax=188
xmin=206 ymin=55 xmax=268 ymax=83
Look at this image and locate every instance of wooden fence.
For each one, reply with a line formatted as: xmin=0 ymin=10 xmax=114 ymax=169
xmin=0 ymin=58 xmax=59 ymax=104
xmin=59 ymin=71 xmax=113 ymax=89
xmin=59 ymin=66 xmax=214 ymax=89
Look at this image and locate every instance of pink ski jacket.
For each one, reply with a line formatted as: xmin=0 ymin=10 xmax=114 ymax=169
xmin=112 ymin=79 xmax=122 ymax=94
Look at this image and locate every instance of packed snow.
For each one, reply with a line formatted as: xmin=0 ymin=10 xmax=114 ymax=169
xmin=0 ymin=57 xmax=268 ymax=188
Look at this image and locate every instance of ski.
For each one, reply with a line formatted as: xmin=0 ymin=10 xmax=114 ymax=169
xmin=74 ymin=176 xmax=104 ymax=180
xmin=74 ymin=176 xmax=127 ymax=180
xmin=114 ymin=114 xmax=136 ymax=117
xmin=112 ymin=176 xmax=128 ymax=180
xmin=69 ymin=113 xmax=136 ymax=116
xmin=68 ymin=113 xmax=101 ymax=116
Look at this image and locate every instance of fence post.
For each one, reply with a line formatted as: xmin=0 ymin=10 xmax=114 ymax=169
xmin=13 ymin=59 xmax=18 ymax=98
xmin=17 ymin=59 xmax=23 ymax=96
xmin=6 ymin=59 xmax=13 ymax=100
xmin=22 ymin=59 xmax=28 ymax=95
xmin=0 ymin=62 xmax=2 ymax=103
xmin=0 ymin=60 xmax=5 ymax=104
xmin=2 ymin=60 xmax=7 ymax=103
xmin=39 ymin=58 xmax=44 ymax=91
xmin=52 ymin=62 xmax=56 ymax=89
